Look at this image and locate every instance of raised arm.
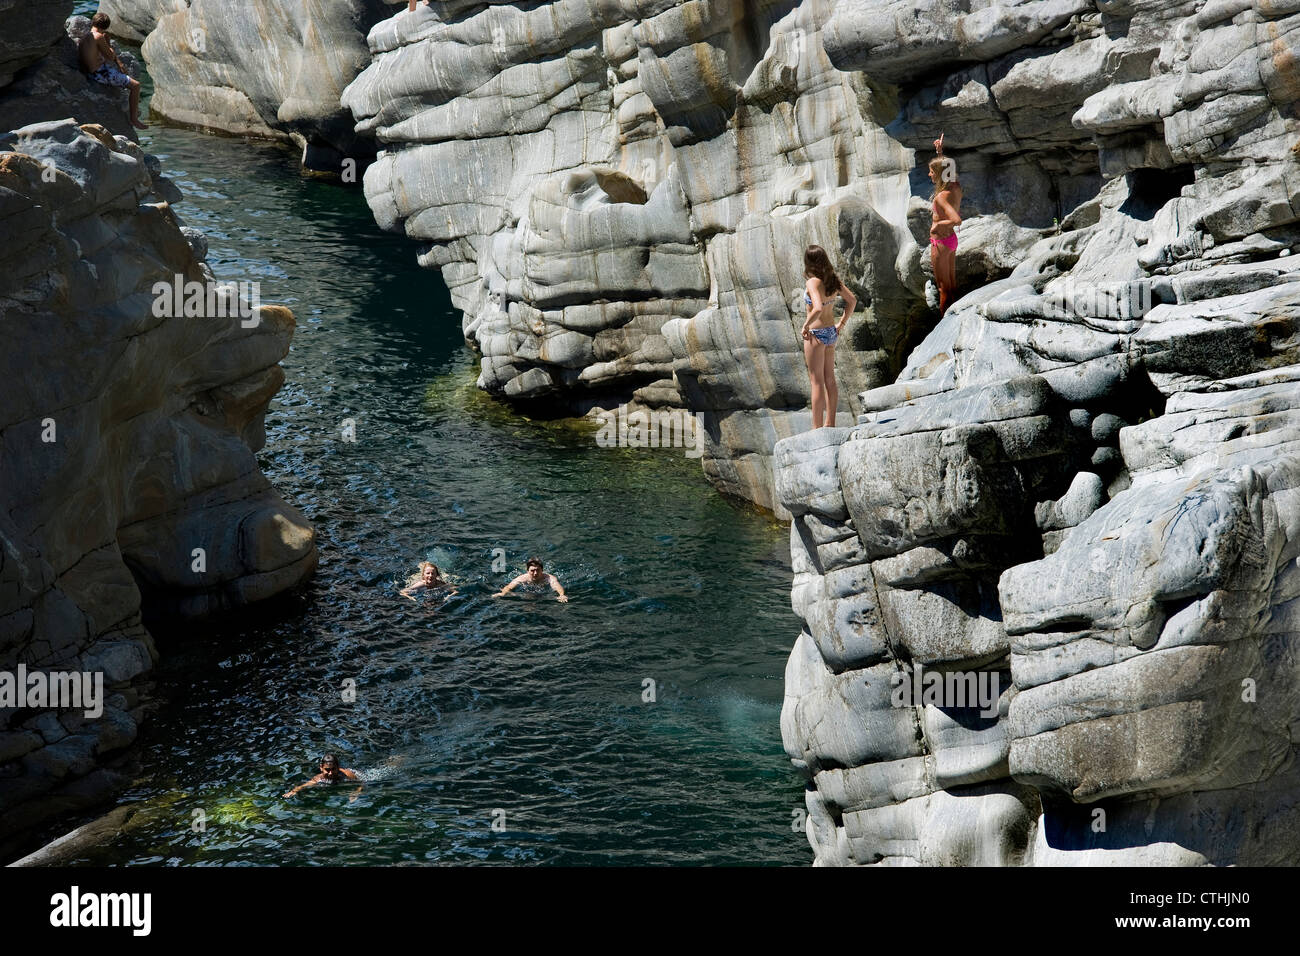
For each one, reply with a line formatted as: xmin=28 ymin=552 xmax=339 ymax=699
xmin=548 ymin=574 xmax=569 ymax=603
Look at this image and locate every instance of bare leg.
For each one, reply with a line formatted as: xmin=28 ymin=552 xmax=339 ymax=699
xmin=128 ymin=78 xmax=148 ymax=129
xmin=821 ymin=344 xmax=838 ymax=428
xmin=930 ymin=241 xmax=941 ymax=313
xmin=937 ymin=245 xmax=956 ymax=316
xmin=804 ymin=336 xmax=826 ymax=429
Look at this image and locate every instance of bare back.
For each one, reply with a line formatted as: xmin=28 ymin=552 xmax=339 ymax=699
xmin=78 ymin=33 xmax=103 ymax=73
xmin=805 ymin=278 xmax=842 ymax=329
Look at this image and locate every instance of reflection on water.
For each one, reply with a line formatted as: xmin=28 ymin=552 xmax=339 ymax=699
xmin=51 ymin=58 xmax=807 ymax=864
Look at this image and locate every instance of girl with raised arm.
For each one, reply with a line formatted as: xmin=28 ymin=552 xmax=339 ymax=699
xmin=928 ymin=133 xmax=963 ymax=316
xmin=800 ymin=245 xmax=857 ymax=430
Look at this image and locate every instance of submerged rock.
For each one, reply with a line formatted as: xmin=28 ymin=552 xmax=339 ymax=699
xmin=0 ymin=119 xmax=316 ymax=855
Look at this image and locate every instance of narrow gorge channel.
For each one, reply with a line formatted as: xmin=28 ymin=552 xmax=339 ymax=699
xmin=11 ymin=51 xmax=805 ymax=867
xmin=8 ymin=0 xmax=1300 ymax=880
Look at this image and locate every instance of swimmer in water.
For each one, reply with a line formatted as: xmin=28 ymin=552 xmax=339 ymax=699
xmin=400 ymin=561 xmax=457 ymax=602
xmin=284 ymin=753 xmax=362 ymax=800
xmin=494 ymin=557 xmax=569 ymax=603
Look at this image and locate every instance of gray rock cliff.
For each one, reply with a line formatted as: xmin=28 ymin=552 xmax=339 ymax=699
xmin=135 ymin=0 xmax=399 ymax=172
xmin=72 ymin=0 xmax=1300 ymax=864
xmin=0 ymin=117 xmax=316 ymax=855
xmin=777 ymin=0 xmax=1300 ymax=865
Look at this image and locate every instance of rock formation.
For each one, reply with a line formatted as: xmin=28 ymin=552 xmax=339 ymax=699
xmin=97 ymin=0 xmax=186 ymax=45
xmin=343 ymin=0 xmax=934 ymax=509
xmin=112 ymin=0 xmax=977 ymax=509
xmin=68 ymin=0 xmax=1300 ymax=864
xmin=0 ymin=117 xmax=316 ymax=856
xmin=777 ymin=0 xmax=1300 ymax=864
xmin=134 ymin=0 xmax=399 ymax=172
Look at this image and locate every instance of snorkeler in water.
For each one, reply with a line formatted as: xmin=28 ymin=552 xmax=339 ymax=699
xmin=493 ymin=557 xmax=569 ymax=603
xmin=284 ymin=753 xmax=362 ymax=799
xmin=400 ymin=561 xmax=457 ymax=602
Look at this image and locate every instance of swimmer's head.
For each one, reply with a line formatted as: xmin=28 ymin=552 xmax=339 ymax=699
xmin=419 ymin=560 xmax=440 ymax=585
xmin=319 ymin=753 xmax=341 ymax=777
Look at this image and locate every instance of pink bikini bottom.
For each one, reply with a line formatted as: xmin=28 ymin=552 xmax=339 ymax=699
xmin=930 ymin=233 xmax=958 ymax=251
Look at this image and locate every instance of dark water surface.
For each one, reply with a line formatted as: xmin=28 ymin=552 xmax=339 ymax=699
xmin=62 ymin=39 xmax=807 ymax=865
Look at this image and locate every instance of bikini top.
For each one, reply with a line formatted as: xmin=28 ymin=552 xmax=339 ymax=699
xmin=806 ymin=289 xmax=840 ymax=306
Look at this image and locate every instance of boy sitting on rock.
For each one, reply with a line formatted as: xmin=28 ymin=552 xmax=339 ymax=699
xmin=78 ymin=12 xmax=147 ymax=129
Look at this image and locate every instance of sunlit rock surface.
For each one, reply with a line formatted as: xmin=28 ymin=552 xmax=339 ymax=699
xmin=778 ymin=0 xmax=1300 ymax=865
xmin=97 ymin=0 xmax=186 ymax=45
xmin=343 ymin=0 xmax=936 ymax=509
xmin=136 ymin=0 xmax=398 ymax=171
xmin=77 ymin=0 xmax=1300 ymax=863
xmin=0 ymin=119 xmax=316 ymax=852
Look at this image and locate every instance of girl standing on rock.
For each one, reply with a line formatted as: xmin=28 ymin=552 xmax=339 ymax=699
xmin=800 ymin=245 xmax=857 ymax=430
xmin=928 ymin=133 xmax=963 ymax=316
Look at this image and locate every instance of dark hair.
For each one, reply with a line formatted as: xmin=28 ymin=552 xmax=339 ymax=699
xmin=526 ymin=557 xmax=543 ymax=569
xmin=804 ymin=245 xmax=841 ymax=296
xmin=91 ymin=12 xmax=111 ymax=29
xmin=320 ymin=753 xmax=339 ymax=768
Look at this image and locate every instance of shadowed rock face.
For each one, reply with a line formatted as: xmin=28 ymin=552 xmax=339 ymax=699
xmin=0 ymin=119 xmax=316 ymax=852
xmin=134 ymin=0 xmax=398 ymax=172
xmin=0 ymin=3 xmax=137 ymax=139
xmin=0 ymin=0 xmax=70 ymax=87
xmin=777 ymin=0 xmax=1300 ymax=866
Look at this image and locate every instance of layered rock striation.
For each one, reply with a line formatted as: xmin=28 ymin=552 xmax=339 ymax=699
xmin=0 ymin=118 xmax=316 ymax=854
xmin=134 ymin=0 xmax=399 ymax=172
xmin=343 ymin=0 xmax=933 ymax=509
xmin=777 ymin=0 xmax=1300 ymax=865
xmin=96 ymin=0 xmax=1300 ymax=863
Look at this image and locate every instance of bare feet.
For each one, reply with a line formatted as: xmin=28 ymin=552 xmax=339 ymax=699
xmin=131 ymin=117 xmax=149 ymax=130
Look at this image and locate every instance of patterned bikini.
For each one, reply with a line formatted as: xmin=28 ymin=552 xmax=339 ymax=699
xmin=805 ymin=291 xmax=838 ymax=346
